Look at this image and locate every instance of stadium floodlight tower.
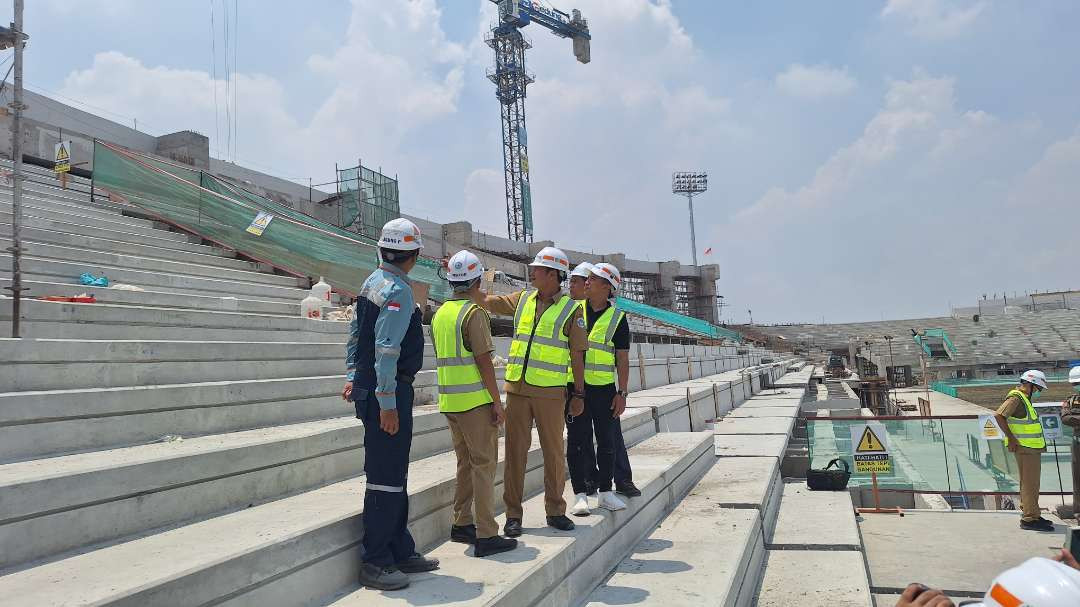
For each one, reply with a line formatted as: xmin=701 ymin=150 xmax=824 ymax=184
xmin=672 ymin=171 xmax=708 ymax=266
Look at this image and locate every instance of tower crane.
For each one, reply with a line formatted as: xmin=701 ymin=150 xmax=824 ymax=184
xmin=486 ymin=0 xmax=591 ymax=243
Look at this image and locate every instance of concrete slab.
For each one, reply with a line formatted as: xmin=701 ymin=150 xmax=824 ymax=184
xmin=726 ymin=406 xmax=799 ymax=418
xmin=713 ymin=416 xmax=795 ymax=436
xmin=756 ymin=550 xmax=872 ymax=607
xmin=768 ymin=482 xmax=860 ymax=550
xmin=708 ymin=456 xmax=783 ymax=538
xmin=584 ymin=463 xmax=764 ymax=607
xmin=860 ymin=510 xmax=1068 ymax=595
xmin=713 ymin=434 xmax=789 ymax=459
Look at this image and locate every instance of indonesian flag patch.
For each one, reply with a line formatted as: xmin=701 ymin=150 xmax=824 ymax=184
xmin=387 ymin=301 xmax=401 ymax=312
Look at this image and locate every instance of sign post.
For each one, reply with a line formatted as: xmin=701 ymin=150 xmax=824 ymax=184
xmin=851 ymin=423 xmax=903 ymax=516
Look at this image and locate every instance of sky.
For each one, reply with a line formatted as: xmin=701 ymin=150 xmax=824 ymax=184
xmin=5 ymin=0 xmax=1080 ymax=324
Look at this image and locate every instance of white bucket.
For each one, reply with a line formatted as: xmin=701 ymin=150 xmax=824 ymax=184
xmin=301 ymin=294 xmax=324 ymax=320
xmin=311 ymin=277 xmax=332 ymax=303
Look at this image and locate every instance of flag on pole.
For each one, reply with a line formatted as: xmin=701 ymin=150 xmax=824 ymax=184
xmin=704 ymin=247 xmax=713 ymax=255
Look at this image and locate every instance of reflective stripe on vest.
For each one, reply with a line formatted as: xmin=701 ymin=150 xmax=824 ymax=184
xmin=567 ymin=302 xmax=624 ymax=386
xmin=505 ymin=290 xmax=576 ymax=387
xmin=1004 ymin=388 xmax=1046 ymax=449
xmin=433 ymin=299 xmax=492 ymax=413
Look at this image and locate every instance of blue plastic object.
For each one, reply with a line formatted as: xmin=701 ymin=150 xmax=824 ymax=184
xmin=79 ymin=273 xmax=109 ymax=287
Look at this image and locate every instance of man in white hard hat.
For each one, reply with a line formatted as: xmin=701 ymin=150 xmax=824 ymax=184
xmin=567 ymin=262 xmax=632 ymax=516
xmin=432 ymin=250 xmax=518 ymax=558
xmin=565 ymin=262 xmax=639 ymax=503
xmin=1061 ymin=365 xmax=1080 ymax=522
xmin=343 ymin=217 xmax=439 ymax=589
xmin=470 ymin=246 xmax=586 ymax=536
xmin=994 ymin=369 xmax=1052 ymax=531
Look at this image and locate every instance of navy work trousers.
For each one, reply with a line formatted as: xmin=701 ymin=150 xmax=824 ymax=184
xmin=358 ymin=384 xmax=416 ymax=567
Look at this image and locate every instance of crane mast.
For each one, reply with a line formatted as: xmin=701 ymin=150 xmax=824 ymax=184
xmin=486 ymin=0 xmax=590 ymax=243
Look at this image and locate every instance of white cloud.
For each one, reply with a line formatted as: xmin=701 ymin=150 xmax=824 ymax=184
xmin=882 ymin=0 xmax=986 ymax=39
xmin=775 ymin=64 xmax=857 ymax=100
xmin=462 ymin=168 xmax=507 ymax=235
xmin=1008 ymin=129 xmax=1080 ymax=211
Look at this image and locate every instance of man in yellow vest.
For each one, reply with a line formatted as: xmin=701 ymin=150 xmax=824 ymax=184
xmin=994 ymin=369 xmax=1052 ymax=531
xmin=471 ymin=246 xmax=587 ymax=537
xmin=566 ymin=262 xmax=639 ymax=503
xmin=567 ymin=262 xmax=632 ymax=516
xmin=433 ymin=250 xmax=518 ymax=557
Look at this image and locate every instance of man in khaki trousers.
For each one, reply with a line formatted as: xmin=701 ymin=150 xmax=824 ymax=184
xmin=472 ymin=246 xmax=586 ymax=537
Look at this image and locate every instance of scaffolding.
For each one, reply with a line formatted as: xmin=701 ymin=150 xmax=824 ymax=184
xmin=336 ymin=162 xmax=400 ymax=241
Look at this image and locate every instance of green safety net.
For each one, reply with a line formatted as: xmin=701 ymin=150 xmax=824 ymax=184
xmin=615 ymin=296 xmax=741 ymax=342
xmin=91 ymin=140 xmax=450 ymax=301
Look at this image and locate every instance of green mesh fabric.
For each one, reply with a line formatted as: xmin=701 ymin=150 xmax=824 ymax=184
xmin=615 ymin=296 xmax=741 ymax=342
xmin=92 ymin=140 xmax=450 ymax=301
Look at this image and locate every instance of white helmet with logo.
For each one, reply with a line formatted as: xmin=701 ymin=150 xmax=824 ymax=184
xmin=965 ymin=557 xmax=1080 ymax=607
xmin=447 ymin=250 xmax=483 ymax=282
xmin=590 ymin=262 xmax=622 ymax=292
xmin=529 ymin=246 xmax=570 ymax=273
xmin=1070 ymin=366 xmax=1080 ymax=384
xmin=571 ymin=262 xmax=595 ymax=279
xmin=1020 ymin=369 xmax=1048 ymax=390
xmin=379 ymin=218 xmax=423 ymax=251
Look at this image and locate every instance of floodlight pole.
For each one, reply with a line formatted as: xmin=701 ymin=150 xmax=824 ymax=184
xmin=672 ymin=171 xmax=708 ymax=268
xmin=686 ymin=192 xmax=698 ymax=267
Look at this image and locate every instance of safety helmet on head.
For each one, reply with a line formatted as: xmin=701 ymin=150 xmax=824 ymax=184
xmin=589 ymin=262 xmax=622 ymax=293
xmin=1020 ymin=369 xmax=1048 ymax=391
xmin=528 ymin=246 xmax=570 ymax=273
xmin=1070 ymin=366 xmax=1080 ymax=384
xmin=378 ymin=218 xmax=423 ymax=251
xmin=570 ymin=262 xmax=595 ymax=279
xmin=447 ymin=250 xmax=483 ymax=282
xmin=964 ymin=557 xmax=1080 ymax=607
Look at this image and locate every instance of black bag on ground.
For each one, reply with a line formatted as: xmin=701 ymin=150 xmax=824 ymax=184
xmin=806 ymin=458 xmax=851 ymax=491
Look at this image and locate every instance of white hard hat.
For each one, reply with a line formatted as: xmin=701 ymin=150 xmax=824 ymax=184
xmin=1070 ymin=366 xmax=1080 ymax=384
xmin=378 ymin=218 xmax=423 ymax=251
xmin=1021 ymin=369 xmax=1048 ymax=390
xmin=447 ymin=250 xmax=483 ymax=282
xmin=966 ymin=557 xmax=1080 ymax=607
xmin=528 ymin=246 xmax=570 ymax=273
xmin=571 ymin=262 xmax=595 ymax=279
xmin=590 ymin=262 xmax=622 ymax=292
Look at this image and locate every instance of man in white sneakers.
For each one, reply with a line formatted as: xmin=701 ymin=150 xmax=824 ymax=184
xmin=567 ymin=262 xmax=631 ymax=516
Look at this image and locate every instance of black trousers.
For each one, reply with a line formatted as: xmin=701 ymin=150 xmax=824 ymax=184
xmin=357 ymin=385 xmax=417 ymax=567
xmin=567 ymin=383 xmax=619 ymax=494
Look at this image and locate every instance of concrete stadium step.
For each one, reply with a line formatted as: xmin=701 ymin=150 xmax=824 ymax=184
xmin=0 ymin=253 xmax=308 ymax=303
xmin=583 ymin=460 xmax=765 ymax=607
xmin=0 ymin=409 xmax=453 ymax=570
xmin=2 ymin=299 xmax=349 ymax=341
xmin=0 ymin=237 xmax=294 ymax=286
xmin=0 ymin=189 xmax=145 ymax=224
xmin=0 ymin=339 xmax=346 ymax=390
xmin=0 ymin=376 xmax=348 ymax=462
xmin=0 ymin=208 xmax=236 ymax=258
xmin=0 ymin=277 xmax=300 ymax=316
xmin=320 ymin=432 xmax=714 ymax=607
xmin=0 ymin=434 xmax=551 ymax=606
xmin=0 ymin=198 xmax=191 ymax=242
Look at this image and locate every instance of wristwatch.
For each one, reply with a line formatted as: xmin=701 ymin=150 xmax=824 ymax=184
xmin=616 ymin=389 xmax=628 ymax=397
xmin=571 ymin=390 xmax=585 ymax=399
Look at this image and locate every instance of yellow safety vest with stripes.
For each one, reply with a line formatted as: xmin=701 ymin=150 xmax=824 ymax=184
xmin=1004 ymin=388 xmax=1046 ymax=449
xmin=567 ymin=301 xmax=625 ymax=386
xmin=433 ymin=299 xmax=493 ymax=413
xmin=505 ymin=290 xmax=577 ymax=387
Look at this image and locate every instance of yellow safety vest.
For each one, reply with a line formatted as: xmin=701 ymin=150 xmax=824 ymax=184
xmin=505 ymin=290 xmax=576 ymax=387
xmin=433 ymin=299 xmax=492 ymax=413
xmin=1004 ymin=388 xmax=1046 ymax=449
xmin=567 ymin=302 xmax=625 ymax=386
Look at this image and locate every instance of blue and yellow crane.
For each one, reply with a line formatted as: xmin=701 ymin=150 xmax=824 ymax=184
xmin=486 ymin=0 xmax=591 ymax=242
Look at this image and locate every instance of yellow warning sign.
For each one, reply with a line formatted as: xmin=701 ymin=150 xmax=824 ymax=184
xmin=855 ymin=426 xmax=886 ymax=453
xmin=54 ymin=141 xmax=71 ymax=173
xmin=981 ymin=417 xmax=1001 ymax=440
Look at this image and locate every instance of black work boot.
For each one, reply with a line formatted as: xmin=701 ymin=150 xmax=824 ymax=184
xmin=474 ymin=535 xmax=518 ymax=558
xmin=615 ymin=481 xmax=642 ymax=498
xmin=450 ymin=524 xmax=477 ymax=544
xmin=504 ymin=518 xmax=523 ymax=537
xmin=546 ymin=514 xmax=576 ymax=531
xmin=358 ymin=563 xmax=409 ymax=590
xmin=395 ymin=553 xmax=440 ymax=573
